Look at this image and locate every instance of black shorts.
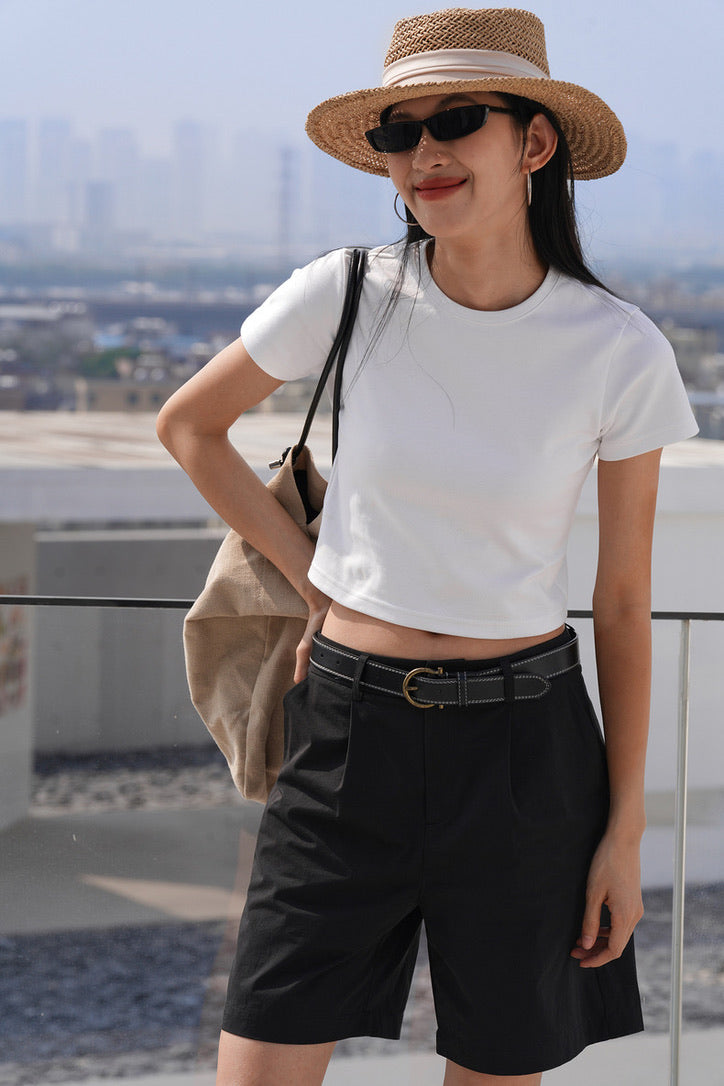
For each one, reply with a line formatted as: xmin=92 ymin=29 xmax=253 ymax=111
xmin=222 ymin=626 xmax=643 ymax=1076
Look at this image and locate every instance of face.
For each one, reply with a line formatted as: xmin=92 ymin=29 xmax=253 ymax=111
xmin=384 ymin=91 xmax=529 ymax=245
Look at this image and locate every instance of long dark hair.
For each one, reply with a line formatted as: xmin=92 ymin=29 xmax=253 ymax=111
xmin=397 ymin=93 xmax=610 ymax=292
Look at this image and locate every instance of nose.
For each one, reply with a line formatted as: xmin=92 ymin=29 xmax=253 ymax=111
xmin=409 ymin=127 xmax=451 ymax=169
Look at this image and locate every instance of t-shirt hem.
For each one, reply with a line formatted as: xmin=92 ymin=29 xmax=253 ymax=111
xmin=309 ymin=566 xmax=566 ymax=639
xmin=598 ymin=420 xmax=699 ymax=461
xmin=239 ymin=328 xmax=295 ymax=382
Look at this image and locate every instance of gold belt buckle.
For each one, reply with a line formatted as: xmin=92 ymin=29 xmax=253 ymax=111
xmin=402 ymin=666 xmax=444 ymax=709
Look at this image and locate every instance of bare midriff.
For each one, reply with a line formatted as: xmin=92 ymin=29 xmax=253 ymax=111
xmin=321 ymin=600 xmax=565 ymax=662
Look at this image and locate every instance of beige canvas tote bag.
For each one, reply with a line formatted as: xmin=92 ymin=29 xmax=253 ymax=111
xmin=183 ymin=249 xmax=367 ymax=801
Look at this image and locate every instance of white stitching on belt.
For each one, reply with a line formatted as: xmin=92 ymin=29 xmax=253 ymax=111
xmin=512 ymin=637 xmax=577 ymax=669
xmin=311 ymin=655 xmax=561 ymax=702
xmin=314 ymin=641 xmax=359 ymax=662
xmin=309 ymin=658 xmax=396 ymax=697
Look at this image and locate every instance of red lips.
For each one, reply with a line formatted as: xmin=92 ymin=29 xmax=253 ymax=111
xmin=415 ymin=177 xmax=467 ymax=190
xmin=414 ymin=177 xmax=467 ymax=200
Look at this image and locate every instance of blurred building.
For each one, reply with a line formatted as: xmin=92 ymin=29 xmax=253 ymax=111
xmin=83 ymin=181 xmax=115 ymax=249
xmin=0 ymin=119 xmax=29 ymax=225
xmin=172 ymin=120 xmax=208 ymax=239
xmin=74 ymin=376 xmax=179 ymax=412
xmin=35 ymin=118 xmax=73 ymax=225
xmin=662 ymin=321 xmax=719 ymax=386
xmin=96 ymin=126 xmax=140 ymax=232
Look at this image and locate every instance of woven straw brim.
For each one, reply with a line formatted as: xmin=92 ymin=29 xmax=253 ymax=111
xmin=306 ymin=77 xmax=626 ymax=181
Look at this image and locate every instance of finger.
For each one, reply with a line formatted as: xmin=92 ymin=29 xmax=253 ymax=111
xmin=578 ymin=947 xmax=617 ymax=968
xmin=570 ymin=931 xmax=608 ymax=959
xmin=606 ymin=907 xmax=640 ymax=960
xmin=578 ymin=918 xmax=638 ymax=968
xmin=294 ymin=638 xmax=312 ymax=683
xmin=606 ymin=924 xmax=627 ymax=960
xmin=573 ymin=926 xmax=611 ymax=945
xmin=580 ymin=896 xmax=605 ymax=951
xmin=293 ymin=660 xmax=309 ymax=683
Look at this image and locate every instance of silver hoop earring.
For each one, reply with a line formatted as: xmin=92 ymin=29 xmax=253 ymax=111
xmin=526 ymin=171 xmax=533 ymax=207
xmin=394 ymin=192 xmax=417 ymax=226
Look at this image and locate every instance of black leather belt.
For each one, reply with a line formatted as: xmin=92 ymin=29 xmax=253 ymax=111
xmin=309 ymin=627 xmax=579 ymax=708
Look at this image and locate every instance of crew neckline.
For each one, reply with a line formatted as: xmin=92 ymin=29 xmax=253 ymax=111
xmin=417 ymin=239 xmax=561 ymax=324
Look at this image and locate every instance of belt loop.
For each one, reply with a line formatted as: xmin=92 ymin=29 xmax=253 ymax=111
xmin=351 ymin=652 xmax=370 ymax=701
xmin=501 ymin=660 xmax=515 ymax=704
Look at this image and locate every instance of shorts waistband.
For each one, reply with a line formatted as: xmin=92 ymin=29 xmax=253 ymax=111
xmin=309 ymin=626 xmax=579 ymax=709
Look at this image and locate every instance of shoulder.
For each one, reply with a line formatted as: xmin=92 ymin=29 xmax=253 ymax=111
xmin=239 ymin=243 xmax=407 ymax=380
xmin=244 ymin=247 xmax=353 ymax=339
xmin=285 ymin=246 xmax=352 ymax=305
xmin=557 ymin=275 xmax=673 ymax=364
xmin=302 ymin=241 xmax=420 ymax=320
xmin=269 ymin=242 xmax=404 ymax=305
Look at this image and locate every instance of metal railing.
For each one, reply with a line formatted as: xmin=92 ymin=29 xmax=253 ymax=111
xmin=2 ymin=595 xmax=723 ymax=1086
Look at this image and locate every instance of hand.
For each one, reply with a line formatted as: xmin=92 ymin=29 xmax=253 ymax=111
xmin=570 ymin=830 xmax=644 ymax=968
xmin=294 ymin=585 xmax=332 ymax=683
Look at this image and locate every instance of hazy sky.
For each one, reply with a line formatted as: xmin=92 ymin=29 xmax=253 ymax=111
xmin=0 ymin=0 xmax=721 ymax=157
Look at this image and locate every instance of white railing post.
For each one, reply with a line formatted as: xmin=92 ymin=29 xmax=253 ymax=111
xmin=669 ymin=618 xmax=691 ymax=1086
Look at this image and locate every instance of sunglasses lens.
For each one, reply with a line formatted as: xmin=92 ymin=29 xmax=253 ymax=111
xmin=365 ymin=104 xmax=490 ymax=154
xmin=428 ymin=104 xmax=488 ymax=142
xmin=365 ymin=121 xmax=420 ymax=153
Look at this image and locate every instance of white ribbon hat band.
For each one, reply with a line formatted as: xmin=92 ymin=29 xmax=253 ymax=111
xmin=382 ymin=48 xmax=549 ymax=88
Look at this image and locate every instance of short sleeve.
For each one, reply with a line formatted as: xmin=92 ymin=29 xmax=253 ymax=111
xmin=598 ymin=311 xmax=699 ymax=460
xmin=240 ymin=248 xmax=349 ymax=381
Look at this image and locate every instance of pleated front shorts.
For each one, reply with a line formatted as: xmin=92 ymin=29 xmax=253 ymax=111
xmin=222 ymin=626 xmax=644 ymax=1076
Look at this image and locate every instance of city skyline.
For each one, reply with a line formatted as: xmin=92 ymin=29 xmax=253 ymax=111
xmin=0 ymin=112 xmax=394 ymax=261
xmin=0 ymin=110 xmax=722 ymax=267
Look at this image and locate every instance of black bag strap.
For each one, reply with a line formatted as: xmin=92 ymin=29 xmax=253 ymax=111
xmin=269 ymin=247 xmax=367 ymax=469
xmin=330 ymin=248 xmax=366 ymax=459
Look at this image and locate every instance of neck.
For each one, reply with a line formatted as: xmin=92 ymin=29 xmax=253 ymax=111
xmin=426 ymin=228 xmax=547 ymax=311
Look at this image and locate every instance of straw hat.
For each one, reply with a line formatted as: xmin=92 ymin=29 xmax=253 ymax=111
xmin=306 ymin=7 xmax=626 ymax=180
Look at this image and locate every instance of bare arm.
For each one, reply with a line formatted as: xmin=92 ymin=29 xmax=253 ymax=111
xmin=571 ymin=447 xmax=662 ymax=968
xmin=156 ymin=337 xmax=332 ymax=678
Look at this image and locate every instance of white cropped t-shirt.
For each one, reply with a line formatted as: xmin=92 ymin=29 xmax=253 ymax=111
xmin=241 ymin=243 xmax=698 ymax=638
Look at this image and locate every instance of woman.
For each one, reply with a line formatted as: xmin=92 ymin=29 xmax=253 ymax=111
xmin=157 ymin=9 xmax=698 ymax=1085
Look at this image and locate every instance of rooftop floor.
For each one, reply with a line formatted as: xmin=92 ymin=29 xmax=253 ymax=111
xmin=0 ymin=410 xmax=334 ymax=470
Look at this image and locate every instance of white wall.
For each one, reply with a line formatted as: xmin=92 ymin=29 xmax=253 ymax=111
xmin=34 ymin=530 xmax=224 ymax=753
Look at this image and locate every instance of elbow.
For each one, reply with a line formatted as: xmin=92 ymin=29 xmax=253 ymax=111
xmin=155 ymin=392 xmax=187 ymax=460
xmin=155 ymin=399 xmax=174 ymax=454
xmin=156 ymin=390 xmax=230 ymax=470
xmin=592 ymin=588 xmax=652 ymax=631
xmin=592 ymin=561 xmax=652 ymax=629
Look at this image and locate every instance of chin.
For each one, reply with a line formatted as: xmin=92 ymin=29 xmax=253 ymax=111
xmin=417 ymin=218 xmax=473 ymax=242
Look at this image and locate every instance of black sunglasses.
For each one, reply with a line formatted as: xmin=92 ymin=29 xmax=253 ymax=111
xmin=365 ymin=103 xmax=516 ymax=154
